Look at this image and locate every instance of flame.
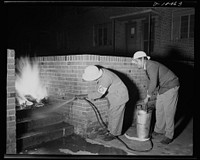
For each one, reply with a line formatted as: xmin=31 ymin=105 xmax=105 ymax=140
xmin=15 ymin=57 xmax=48 ymax=106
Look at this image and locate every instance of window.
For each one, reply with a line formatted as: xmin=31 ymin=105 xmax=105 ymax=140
xmin=180 ymin=14 xmax=194 ymax=39
xmin=56 ymin=31 xmax=68 ymax=50
xmin=172 ymin=9 xmax=194 ymax=40
xmin=189 ymin=14 xmax=194 ymax=38
xmin=180 ymin=15 xmax=189 ymax=39
xmin=93 ymin=23 xmax=112 ymax=47
xmin=143 ymin=18 xmax=155 ymax=53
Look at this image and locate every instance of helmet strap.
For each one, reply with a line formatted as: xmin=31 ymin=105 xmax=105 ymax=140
xmin=142 ymin=57 xmax=147 ymax=70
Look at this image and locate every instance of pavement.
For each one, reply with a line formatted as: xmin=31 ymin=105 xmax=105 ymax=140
xmin=91 ymin=117 xmax=193 ymax=155
xmin=19 ymin=117 xmax=193 ymax=156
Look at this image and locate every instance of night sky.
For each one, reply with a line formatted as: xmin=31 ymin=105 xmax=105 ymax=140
xmin=5 ymin=3 xmax=95 ymax=57
xmin=5 ymin=1 xmax=197 ymax=58
xmin=6 ymin=4 xmax=61 ymax=54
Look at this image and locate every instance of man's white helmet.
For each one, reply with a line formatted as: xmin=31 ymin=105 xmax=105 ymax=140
xmin=82 ymin=65 xmax=103 ymax=81
xmin=133 ymin=51 xmax=150 ymax=60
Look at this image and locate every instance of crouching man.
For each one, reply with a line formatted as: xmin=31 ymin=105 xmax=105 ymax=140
xmin=82 ymin=65 xmax=129 ymax=141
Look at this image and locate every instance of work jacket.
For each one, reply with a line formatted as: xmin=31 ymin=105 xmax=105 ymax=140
xmin=146 ymin=60 xmax=180 ymax=96
xmin=88 ymin=68 xmax=129 ymax=106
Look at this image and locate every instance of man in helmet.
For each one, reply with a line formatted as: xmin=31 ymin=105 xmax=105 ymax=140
xmin=132 ymin=51 xmax=180 ymax=144
xmin=82 ymin=65 xmax=129 ymax=141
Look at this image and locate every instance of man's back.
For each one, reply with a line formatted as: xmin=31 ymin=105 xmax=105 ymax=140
xmin=146 ymin=60 xmax=179 ymax=95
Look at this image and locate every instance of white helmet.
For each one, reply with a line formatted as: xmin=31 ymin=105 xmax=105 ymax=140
xmin=82 ymin=65 xmax=103 ymax=81
xmin=133 ymin=51 xmax=150 ymax=60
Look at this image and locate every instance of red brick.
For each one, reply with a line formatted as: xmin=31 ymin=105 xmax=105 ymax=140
xmin=7 ymin=104 xmax=15 ymax=110
xmin=7 ymin=69 xmax=15 ymax=75
xmin=7 ymin=86 xmax=15 ymax=92
xmin=7 ymin=98 xmax=15 ymax=104
xmin=6 ymin=143 xmax=16 ymax=154
xmin=7 ymin=76 xmax=15 ymax=81
xmin=7 ymin=116 xmax=16 ymax=122
xmin=7 ymin=64 xmax=15 ymax=69
xmin=7 ymin=109 xmax=15 ymax=116
xmin=7 ymin=80 xmax=15 ymax=86
xmin=7 ymin=58 xmax=15 ymax=64
xmin=7 ymin=127 xmax=16 ymax=135
xmin=7 ymin=121 xmax=16 ymax=128
xmin=7 ymin=93 xmax=16 ymax=98
xmin=7 ymin=49 xmax=15 ymax=57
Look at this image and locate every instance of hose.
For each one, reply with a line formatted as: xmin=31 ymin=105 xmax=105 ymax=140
xmin=83 ymin=97 xmax=154 ymax=152
xmin=40 ymin=95 xmax=153 ymax=152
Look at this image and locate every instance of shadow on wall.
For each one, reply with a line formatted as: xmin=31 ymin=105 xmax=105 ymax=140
xmin=106 ymin=68 xmax=140 ymax=135
xmin=154 ymin=46 xmax=194 ymax=139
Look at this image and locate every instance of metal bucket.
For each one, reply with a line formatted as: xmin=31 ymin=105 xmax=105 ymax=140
xmin=136 ymin=109 xmax=152 ymax=139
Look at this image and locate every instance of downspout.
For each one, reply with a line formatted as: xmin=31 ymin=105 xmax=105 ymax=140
xmin=171 ymin=10 xmax=174 ymax=41
xmin=148 ymin=13 xmax=152 ymax=56
xmin=112 ymin=19 xmax=116 ymax=54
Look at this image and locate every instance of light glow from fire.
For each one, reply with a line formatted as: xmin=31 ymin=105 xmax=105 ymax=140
xmin=15 ymin=57 xmax=48 ymax=106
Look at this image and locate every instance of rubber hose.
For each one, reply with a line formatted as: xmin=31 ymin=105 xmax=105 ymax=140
xmin=83 ymin=98 xmax=154 ymax=152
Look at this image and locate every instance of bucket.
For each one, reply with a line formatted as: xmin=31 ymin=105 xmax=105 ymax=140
xmin=136 ymin=109 xmax=152 ymax=139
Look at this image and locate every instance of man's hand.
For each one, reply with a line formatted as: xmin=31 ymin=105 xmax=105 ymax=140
xmin=143 ymin=95 xmax=151 ymax=104
xmin=143 ymin=97 xmax=148 ymax=104
xmin=88 ymin=94 xmax=95 ymax=101
xmin=75 ymin=94 xmax=88 ymax=100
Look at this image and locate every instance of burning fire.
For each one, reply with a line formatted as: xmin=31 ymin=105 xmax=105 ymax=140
xmin=15 ymin=57 xmax=48 ymax=107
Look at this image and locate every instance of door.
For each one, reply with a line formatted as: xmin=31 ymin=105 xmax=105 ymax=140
xmin=126 ymin=22 xmax=138 ymax=54
xmin=142 ymin=18 xmax=155 ymax=54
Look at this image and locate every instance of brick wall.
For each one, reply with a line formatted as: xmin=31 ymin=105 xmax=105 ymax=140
xmin=153 ymin=8 xmax=194 ymax=61
xmin=36 ymin=54 xmax=148 ymax=137
xmin=7 ymin=49 xmax=16 ymax=154
xmin=37 ymin=54 xmax=148 ymax=100
xmin=67 ymin=7 xmax=194 ymax=61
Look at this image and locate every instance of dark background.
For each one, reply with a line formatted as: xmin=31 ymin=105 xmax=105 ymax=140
xmin=5 ymin=1 xmax=196 ymax=144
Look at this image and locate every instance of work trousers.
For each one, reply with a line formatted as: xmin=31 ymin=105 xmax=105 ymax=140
xmin=154 ymin=86 xmax=179 ymax=139
xmin=107 ymin=103 xmax=126 ymax=136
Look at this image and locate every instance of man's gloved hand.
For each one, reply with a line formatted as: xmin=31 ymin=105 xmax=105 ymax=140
xmin=87 ymin=93 xmax=96 ymax=101
xmin=143 ymin=95 xmax=150 ymax=105
xmin=75 ymin=94 xmax=88 ymax=100
xmin=143 ymin=97 xmax=148 ymax=104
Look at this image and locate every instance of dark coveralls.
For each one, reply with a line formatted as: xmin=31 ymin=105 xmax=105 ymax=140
xmin=87 ymin=68 xmax=129 ymax=136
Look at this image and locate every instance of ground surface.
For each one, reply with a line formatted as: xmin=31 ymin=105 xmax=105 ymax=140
xmin=19 ymin=117 xmax=193 ymax=157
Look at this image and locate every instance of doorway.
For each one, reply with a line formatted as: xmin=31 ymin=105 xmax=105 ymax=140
xmin=125 ymin=18 xmax=155 ymax=55
xmin=126 ymin=22 xmax=138 ymax=54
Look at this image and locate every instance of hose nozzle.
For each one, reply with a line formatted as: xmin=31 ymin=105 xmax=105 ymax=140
xmin=75 ymin=94 xmax=88 ymax=100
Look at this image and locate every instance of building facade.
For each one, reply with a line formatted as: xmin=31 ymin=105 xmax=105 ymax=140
xmin=46 ymin=7 xmax=194 ymax=63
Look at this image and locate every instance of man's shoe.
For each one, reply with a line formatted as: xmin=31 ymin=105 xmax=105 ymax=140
xmin=160 ymin=137 xmax=173 ymax=144
xmin=151 ymin=132 xmax=164 ymax=139
xmin=102 ymin=133 xmax=116 ymax=141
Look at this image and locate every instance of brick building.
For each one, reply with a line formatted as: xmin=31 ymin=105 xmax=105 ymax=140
xmin=37 ymin=7 xmax=194 ymax=63
xmin=6 ymin=6 xmax=195 ymax=154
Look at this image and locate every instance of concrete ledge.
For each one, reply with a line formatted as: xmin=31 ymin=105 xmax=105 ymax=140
xmin=17 ymin=122 xmax=74 ymax=152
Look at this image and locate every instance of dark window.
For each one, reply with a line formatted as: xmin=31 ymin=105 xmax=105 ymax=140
xmin=180 ymin=14 xmax=194 ymax=39
xmin=180 ymin=15 xmax=189 ymax=39
xmin=94 ymin=23 xmax=112 ymax=47
xmin=189 ymin=14 xmax=194 ymax=38
xmin=103 ymin=27 xmax=108 ymax=45
xmin=98 ymin=27 xmax=103 ymax=46
xmin=143 ymin=18 xmax=155 ymax=54
xmin=172 ymin=10 xmax=194 ymax=40
xmin=56 ymin=31 xmax=68 ymax=50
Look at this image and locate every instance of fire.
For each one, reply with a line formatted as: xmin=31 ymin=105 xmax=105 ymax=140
xmin=15 ymin=57 xmax=48 ymax=107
